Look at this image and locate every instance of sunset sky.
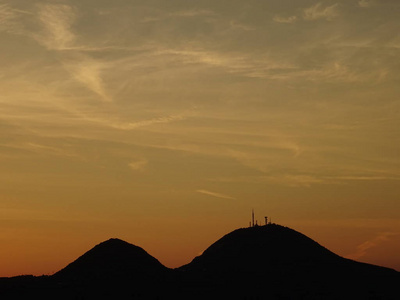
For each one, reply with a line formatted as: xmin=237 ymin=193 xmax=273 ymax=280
xmin=1 ymin=0 xmax=399 ymax=276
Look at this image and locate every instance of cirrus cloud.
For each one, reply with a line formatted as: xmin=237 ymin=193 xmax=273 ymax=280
xmin=196 ymin=189 xmax=236 ymax=200
xmin=303 ymin=3 xmax=340 ymax=21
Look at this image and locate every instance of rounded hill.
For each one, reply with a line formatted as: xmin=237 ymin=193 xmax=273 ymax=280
xmin=54 ymin=238 xmax=168 ymax=283
xmin=178 ymin=224 xmax=399 ymax=299
xmin=182 ymin=224 xmax=341 ymax=274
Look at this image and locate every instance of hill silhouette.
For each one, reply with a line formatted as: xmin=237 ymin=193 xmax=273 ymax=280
xmin=182 ymin=224 xmax=341 ymax=273
xmin=51 ymin=238 xmax=171 ymax=299
xmin=54 ymin=238 xmax=168 ymax=282
xmin=178 ymin=224 xmax=399 ymax=299
xmin=0 ymin=224 xmax=398 ymax=299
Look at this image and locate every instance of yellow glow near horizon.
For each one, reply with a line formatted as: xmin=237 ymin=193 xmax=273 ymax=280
xmin=0 ymin=0 xmax=399 ymax=276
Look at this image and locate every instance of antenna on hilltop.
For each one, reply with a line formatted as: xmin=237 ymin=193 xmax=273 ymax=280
xmin=250 ymin=210 xmax=271 ymax=227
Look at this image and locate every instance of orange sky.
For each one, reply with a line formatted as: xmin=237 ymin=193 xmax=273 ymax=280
xmin=1 ymin=0 xmax=399 ymax=277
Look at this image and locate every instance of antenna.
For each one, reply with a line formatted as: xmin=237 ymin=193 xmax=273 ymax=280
xmin=252 ymin=209 xmax=255 ymax=227
xmin=265 ymin=216 xmax=268 ymax=226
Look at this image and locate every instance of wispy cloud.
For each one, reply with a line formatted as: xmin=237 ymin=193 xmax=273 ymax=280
xmin=332 ymin=176 xmax=397 ymax=181
xmin=208 ymin=174 xmax=327 ymax=188
xmin=196 ymin=189 xmax=236 ymax=200
xmin=171 ymin=9 xmax=215 ymax=18
xmin=25 ymin=142 xmax=80 ymax=158
xmin=0 ymin=3 xmax=30 ymax=34
xmin=64 ymin=56 xmax=111 ymax=102
xmin=277 ymin=62 xmax=375 ymax=83
xmin=128 ymin=158 xmax=148 ymax=171
xmin=262 ymin=175 xmax=326 ymax=187
xmin=111 ymin=114 xmax=187 ymax=130
xmin=274 ymin=3 xmax=339 ymax=24
xmin=0 ymin=141 xmax=80 ymax=159
xmin=32 ymin=4 xmax=113 ymax=102
xmin=273 ymin=15 xmax=297 ymax=24
xmin=358 ymin=0 xmax=374 ymax=8
xmin=163 ymin=48 xmax=295 ymax=79
xmin=346 ymin=232 xmax=399 ymax=260
xmin=36 ymin=4 xmax=76 ymax=50
xmin=208 ymin=171 xmax=400 ymax=188
xmin=303 ymin=3 xmax=340 ymax=21
xmin=229 ymin=20 xmax=255 ymax=31
xmin=140 ymin=9 xmax=215 ymax=23
xmin=0 ymin=4 xmax=15 ymax=26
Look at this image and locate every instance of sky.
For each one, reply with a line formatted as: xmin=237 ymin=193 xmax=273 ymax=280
xmin=0 ymin=0 xmax=399 ymax=276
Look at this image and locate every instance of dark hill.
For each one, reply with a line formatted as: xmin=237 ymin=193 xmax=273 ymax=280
xmin=54 ymin=238 xmax=168 ymax=282
xmin=50 ymin=238 xmax=171 ymax=299
xmin=182 ymin=224 xmax=341 ymax=273
xmin=178 ymin=224 xmax=399 ymax=299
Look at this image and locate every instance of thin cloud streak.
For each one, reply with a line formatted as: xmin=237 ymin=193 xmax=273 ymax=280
xmin=196 ymin=189 xmax=236 ymax=200
xmin=140 ymin=9 xmax=215 ymax=23
xmin=113 ymin=114 xmax=187 ymax=130
xmin=346 ymin=232 xmax=400 ymax=260
xmin=208 ymin=173 xmax=400 ymax=187
xmin=161 ymin=48 xmax=296 ymax=79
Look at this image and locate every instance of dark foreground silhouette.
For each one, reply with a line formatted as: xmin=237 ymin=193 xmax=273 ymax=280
xmin=0 ymin=224 xmax=398 ymax=299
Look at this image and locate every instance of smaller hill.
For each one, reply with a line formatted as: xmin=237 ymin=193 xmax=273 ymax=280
xmin=50 ymin=238 xmax=171 ymax=299
xmin=54 ymin=238 xmax=168 ymax=283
